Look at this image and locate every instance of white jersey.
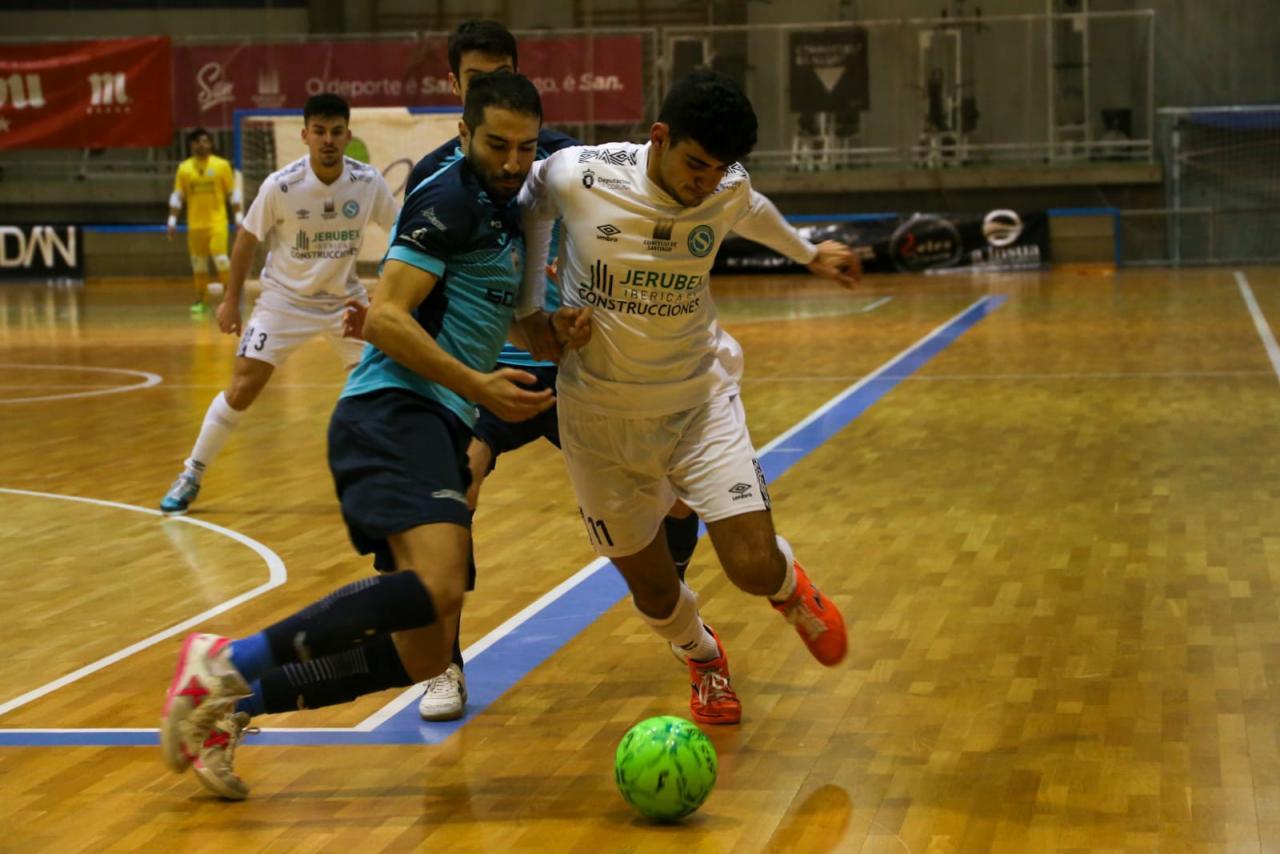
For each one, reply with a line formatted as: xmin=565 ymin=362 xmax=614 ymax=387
xmin=519 ymin=141 xmax=817 ymax=416
xmin=242 ymin=155 xmax=399 ymax=313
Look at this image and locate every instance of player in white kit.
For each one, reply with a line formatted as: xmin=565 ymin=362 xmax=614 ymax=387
xmin=160 ymin=94 xmax=400 ymax=514
xmin=517 ymin=70 xmax=859 ymax=725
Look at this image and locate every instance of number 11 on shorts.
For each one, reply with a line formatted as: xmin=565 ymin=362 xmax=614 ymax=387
xmin=579 ymin=509 xmax=614 ymax=547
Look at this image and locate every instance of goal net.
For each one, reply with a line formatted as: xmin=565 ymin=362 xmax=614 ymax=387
xmin=1158 ymin=106 xmax=1280 ymax=264
xmin=234 ymin=106 xmax=461 ymax=265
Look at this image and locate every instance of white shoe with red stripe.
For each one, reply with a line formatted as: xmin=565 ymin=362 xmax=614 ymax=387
xmin=161 ymin=633 xmax=251 ymax=773
xmin=193 ymin=711 xmax=255 ymax=800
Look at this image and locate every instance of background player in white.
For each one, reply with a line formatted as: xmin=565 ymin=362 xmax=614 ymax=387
xmin=517 ymin=69 xmax=860 ymax=725
xmin=159 ymin=93 xmax=399 ymax=514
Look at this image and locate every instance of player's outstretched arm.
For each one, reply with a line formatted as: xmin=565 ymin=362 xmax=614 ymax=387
xmin=805 ymin=240 xmax=861 ymax=289
xmin=216 ymin=228 xmax=259 ymax=335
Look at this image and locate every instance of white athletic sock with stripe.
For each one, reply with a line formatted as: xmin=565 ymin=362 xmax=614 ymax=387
xmin=639 ymin=583 xmax=719 ymax=662
xmin=184 ymin=392 xmax=244 ymax=479
xmin=768 ymin=535 xmax=798 ymax=603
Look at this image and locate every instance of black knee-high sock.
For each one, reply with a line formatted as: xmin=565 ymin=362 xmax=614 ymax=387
xmin=664 ymin=512 xmax=701 ymax=582
xmin=450 ymin=609 xmax=464 ymax=670
xmin=262 ymin=571 xmax=436 ymax=665
xmin=255 ymin=633 xmax=413 ymax=713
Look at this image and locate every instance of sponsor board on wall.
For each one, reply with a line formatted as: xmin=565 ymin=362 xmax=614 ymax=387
xmin=0 ymin=225 xmax=83 ymax=280
xmin=714 ymin=210 xmax=1051 ymax=274
xmin=174 ymin=36 xmax=645 ymax=129
xmin=0 ymin=37 xmax=171 ymax=150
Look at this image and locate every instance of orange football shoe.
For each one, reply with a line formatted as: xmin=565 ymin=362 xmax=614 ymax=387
xmin=771 ymin=561 xmax=848 ymax=666
xmin=687 ymin=626 xmax=742 ymax=725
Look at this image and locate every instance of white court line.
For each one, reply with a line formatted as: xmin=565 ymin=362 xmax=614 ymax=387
xmin=0 ymin=363 xmax=161 ymax=404
xmin=1235 ymin=270 xmax=1280 ymax=384
xmin=860 ymin=296 xmax=893 ymax=313
xmin=0 ymin=488 xmax=287 ymax=718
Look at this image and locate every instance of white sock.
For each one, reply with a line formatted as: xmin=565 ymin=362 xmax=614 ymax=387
xmin=638 ymin=583 xmax=719 ymax=662
xmin=184 ymin=392 xmax=244 ymax=477
xmin=768 ymin=535 xmax=798 ymax=603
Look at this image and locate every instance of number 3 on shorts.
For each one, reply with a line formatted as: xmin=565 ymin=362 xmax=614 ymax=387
xmin=237 ymin=325 xmax=268 ymax=357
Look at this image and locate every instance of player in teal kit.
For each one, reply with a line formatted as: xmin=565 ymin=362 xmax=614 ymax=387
xmin=399 ymin=20 xmax=703 ymax=722
xmin=158 ymin=71 xmax=590 ymax=801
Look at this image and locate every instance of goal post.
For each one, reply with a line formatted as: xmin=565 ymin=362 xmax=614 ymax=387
xmin=1157 ymin=106 xmax=1280 ymax=264
xmin=233 ymin=106 xmax=462 ymax=265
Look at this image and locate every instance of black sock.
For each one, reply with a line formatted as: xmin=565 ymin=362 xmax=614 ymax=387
xmin=451 ymin=612 xmax=464 ymax=670
xmin=256 ymin=633 xmax=413 ymax=713
xmin=263 ymin=571 xmax=436 ymax=664
xmin=664 ymin=512 xmax=700 ymax=582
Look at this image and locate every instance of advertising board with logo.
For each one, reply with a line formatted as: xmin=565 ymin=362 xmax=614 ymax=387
xmin=714 ymin=210 xmax=1051 ymax=274
xmin=0 ymin=224 xmax=83 ymax=280
xmin=0 ymin=37 xmax=171 ymax=150
xmin=173 ymin=35 xmax=645 ymax=129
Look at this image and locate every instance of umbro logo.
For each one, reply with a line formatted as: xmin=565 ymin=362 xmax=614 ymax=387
xmin=729 ymin=483 xmax=753 ymax=500
xmin=596 ymin=223 xmax=621 ymax=242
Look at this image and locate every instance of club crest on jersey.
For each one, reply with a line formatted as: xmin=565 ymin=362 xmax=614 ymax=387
xmin=342 ymin=200 xmax=359 ymax=218
xmin=688 ymin=224 xmax=716 ymax=257
xmin=582 ymin=169 xmax=595 ymax=188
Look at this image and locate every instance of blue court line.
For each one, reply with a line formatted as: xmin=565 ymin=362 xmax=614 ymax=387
xmin=0 ymin=295 xmax=1004 ymax=747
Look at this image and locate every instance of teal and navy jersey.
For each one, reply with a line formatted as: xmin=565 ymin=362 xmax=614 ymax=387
xmin=341 ymin=157 xmax=523 ymax=427
xmin=406 ymin=127 xmax=579 ymax=370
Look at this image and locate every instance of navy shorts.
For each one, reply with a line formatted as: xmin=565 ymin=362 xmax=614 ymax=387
xmin=328 ymin=388 xmax=475 ymax=580
xmin=471 ymin=363 xmax=561 ymax=473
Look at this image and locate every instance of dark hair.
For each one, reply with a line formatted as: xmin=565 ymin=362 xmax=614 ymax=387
xmin=186 ymin=127 xmax=211 ymax=149
xmin=462 ymin=70 xmax=542 ymax=132
xmin=303 ymin=93 xmax=350 ymax=123
xmin=658 ymin=69 xmax=758 ymax=165
xmin=448 ymin=20 xmax=518 ymax=77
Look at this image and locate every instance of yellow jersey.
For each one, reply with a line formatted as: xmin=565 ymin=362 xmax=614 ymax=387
xmin=174 ymin=155 xmax=234 ymax=230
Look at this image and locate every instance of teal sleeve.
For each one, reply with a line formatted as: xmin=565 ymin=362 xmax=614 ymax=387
xmin=386 ymin=245 xmax=446 ymax=277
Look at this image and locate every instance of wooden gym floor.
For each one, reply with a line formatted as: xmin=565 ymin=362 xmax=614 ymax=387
xmin=2 ymin=266 xmax=1280 ymax=852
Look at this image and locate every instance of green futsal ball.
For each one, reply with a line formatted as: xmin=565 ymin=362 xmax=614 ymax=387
xmin=346 ymin=136 xmax=370 ymax=164
xmin=615 ymin=715 xmax=717 ymax=821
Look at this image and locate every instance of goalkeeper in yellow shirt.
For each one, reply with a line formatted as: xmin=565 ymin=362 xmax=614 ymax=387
xmin=168 ymin=128 xmax=242 ymax=314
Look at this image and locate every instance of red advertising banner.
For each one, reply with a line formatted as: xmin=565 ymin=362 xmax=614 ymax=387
xmin=173 ymin=36 xmax=644 ymax=129
xmin=0 ymin=36 xmax=172 ymax=150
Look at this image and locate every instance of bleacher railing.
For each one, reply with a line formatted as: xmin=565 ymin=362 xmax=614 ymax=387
xmin=0 ymin=11 xmax=1155 ymax=180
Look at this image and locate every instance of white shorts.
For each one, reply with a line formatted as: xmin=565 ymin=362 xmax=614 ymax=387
xmin=236 ymin=300 xmax=364 ymax=369
xmin=558 ymin=393 xmax=771 ymax=558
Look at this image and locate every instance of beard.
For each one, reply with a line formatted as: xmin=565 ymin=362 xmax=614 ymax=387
xmin=466 ymin=142 xmax=527 ymax=203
